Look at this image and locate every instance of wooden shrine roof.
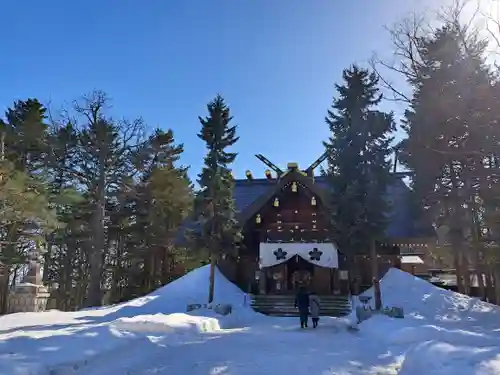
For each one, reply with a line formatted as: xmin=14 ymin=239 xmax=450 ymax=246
xmin=233 ymin=172 xmax=432 ymax=239
xmin=177 ymin=171 xmax=433 ymax=242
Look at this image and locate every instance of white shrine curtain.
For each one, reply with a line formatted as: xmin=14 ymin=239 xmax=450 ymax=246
xmin=259 ymin=242 xmax=339 ymax=269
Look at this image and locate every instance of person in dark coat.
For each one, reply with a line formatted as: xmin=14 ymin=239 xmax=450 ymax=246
xmin=294 ymin=286 xmax=310 ymax=328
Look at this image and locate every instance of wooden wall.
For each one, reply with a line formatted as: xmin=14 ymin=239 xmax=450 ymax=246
xmin=246 ymin=182 xmax=330 ymax=244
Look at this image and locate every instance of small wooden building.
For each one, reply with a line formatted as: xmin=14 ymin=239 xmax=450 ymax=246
xmin=399 ymin=245 xmax=428 ymax=276
xmin=218 ymin=156 xmax=432 ymax=299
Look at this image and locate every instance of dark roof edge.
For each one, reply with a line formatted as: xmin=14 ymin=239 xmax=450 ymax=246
xmin=237 ymin=170 xmax=327 ymax=224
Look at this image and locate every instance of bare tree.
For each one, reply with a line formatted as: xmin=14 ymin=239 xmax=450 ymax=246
xmin=71 ymin=90 xmax=145 ymax=307
xmin=370 ymin=0 xmax=487 ymax=105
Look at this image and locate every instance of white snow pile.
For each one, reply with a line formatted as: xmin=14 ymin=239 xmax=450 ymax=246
xmin=0 ymin=265 xmax=260 ymax=375
xmin=358 ymin=268 xmax=500 ymax=374
xmin=110 ymin=313 xmax=222 ymax=334
xmin=2 ymin=265 xmax=500 ymax=375
xmin=87 ymin=265 xmax=251 ymax=317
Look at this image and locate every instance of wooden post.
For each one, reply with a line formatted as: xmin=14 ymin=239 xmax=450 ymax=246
xmin=208 ymin=252 xmax=216 ymax=304
xmin=0 ymin=129 xmax=5 ymax=314
xmin=208 ymin=199 xmax=216 ymax=304
xmin=0 ymin=129 xmax=4 ymax=163
xmin=284 ymin=261 xmax=288 ymax=291
xmin=370 ymin=239 xmax=382 ymax=310
xmin=393 ymin=148 xmax=398 ymax=173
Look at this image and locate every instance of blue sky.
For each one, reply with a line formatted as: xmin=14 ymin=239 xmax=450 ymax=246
xmin=1 ymin=0 xmax=437 ymax=179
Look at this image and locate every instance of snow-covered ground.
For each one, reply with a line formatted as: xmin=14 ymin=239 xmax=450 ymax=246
xmin=1 ymin=266 xmax=500 ymax=375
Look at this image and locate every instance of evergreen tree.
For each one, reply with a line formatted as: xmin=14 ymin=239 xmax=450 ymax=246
xmin=0 ymin=91 xmax=220 ymax=312
xmin=70 ymin=91 xmax=144 ymax=307
xmin=120 ymin=128 xmax=193 ymax=300
xmin=324 ymin=65 xmax=395 ymax=303
xmin=399 ymin=23 xmax=494 ymax=295
xmin=194 ymin=95 xmax=240 ymax=303
xmin=0 ymin=102 xmax=60 ymax=312
xmin=3 ymin=99 xmax=48 ymax=172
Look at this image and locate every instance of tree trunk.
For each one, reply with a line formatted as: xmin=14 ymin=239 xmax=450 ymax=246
xmin=470 ymin=208 xmax=486 ymax=300
xmin=462 ymin=252 xmax=470 ymax=295
xmin=483 ymin=265 xmax=492 ymax=303
xmin=0 ymin=130 xmax=5 ymax=314
xmin=449 ymin=169 xmax=466 ymax=294
xmin=491 ymin=269 xmax=498 ymax=304
xmin=370 ymin=239 xmax=382 ymax=310
xmin=87 ymin=161 xmax=106 ymax=307
xmin=494 ymin=264 xmax=500 ymax=304
xmin=42 ymin=240 xmax=53 ymax=284
xmin=208 ymin=252 xmax=216 ymax=304
xmin=451 ymin=229 xmax=464 ymax=294
xmin=0 ymin=268 xmax=9 ymax=314
xmin=473 ymin=248 xmax=486 ymax=300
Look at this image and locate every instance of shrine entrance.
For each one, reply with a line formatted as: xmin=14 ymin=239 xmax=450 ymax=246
xmin=263 ymin=255 xmax=315 ymax=294
xmin=287 ymin=255 xmax=314 ymax=292
xmin=258 ymin=242 xmax=340 ymax=295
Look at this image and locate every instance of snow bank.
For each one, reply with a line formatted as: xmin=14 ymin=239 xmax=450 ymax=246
xmin=5 ymin=265 xmax=500 ymax=375
xmin=363 ymin=267 xmax=500 ymax=325
xmin=110 ymin=313 xmax=221 ymax=334
xmin=358 ymin=268 xmax=500 ymax=374
xmin=0 ymin=265 xmax=260 ymax=375
xmin=399 ymin=340 xmax=500 ymax=375
xmin=361 ymin=314 xmax=500 ymax=347
xmin=83 ymin=265 xmax=255 ymax=322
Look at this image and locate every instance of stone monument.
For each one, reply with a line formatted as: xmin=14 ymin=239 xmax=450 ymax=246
xmin=8 ymin=248 xmax=50 ymax=313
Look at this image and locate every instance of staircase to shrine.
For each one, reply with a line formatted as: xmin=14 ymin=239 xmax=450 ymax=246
xmin=249 ymin=294 xmax=351 ymax=317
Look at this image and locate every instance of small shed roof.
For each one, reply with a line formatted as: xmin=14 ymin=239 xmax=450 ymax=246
xmin=401 ymin=255 xmax=424 ymax=264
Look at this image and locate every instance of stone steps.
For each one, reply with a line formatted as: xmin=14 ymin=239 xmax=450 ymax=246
xmin=250 ymin=294 xmax=351 ymax=317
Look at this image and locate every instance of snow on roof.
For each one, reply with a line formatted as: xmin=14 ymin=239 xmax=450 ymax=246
xmin=401 ymin=255 xmax=424 ymax=264
xmin=431 ymin=273 xmax=487 ymax=288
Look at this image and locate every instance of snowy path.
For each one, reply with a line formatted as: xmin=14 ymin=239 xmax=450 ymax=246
xmin=70 ymin=318 xmax=403 ymax=375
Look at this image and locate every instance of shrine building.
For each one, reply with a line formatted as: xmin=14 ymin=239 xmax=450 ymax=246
xmin=213 ymin=153 xmax=432 ymax=315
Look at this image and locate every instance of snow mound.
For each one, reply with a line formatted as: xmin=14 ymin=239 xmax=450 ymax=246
xmin=0 ymin=266 xmax=262 ymax=375
xmin=110 ymin=313 xmax=221 ymax=334
xmin=363 ymin=267 xmax=500 ymax=325
xmin=357 ymin=269 xmax=500 ymax=374
xmin=399 ymin=340 xmax=500 ymax=375
xmin=361 ymin=314 xmax=500 ymax=347
xmin=389 ymin=323 xmax=500 ymax=347
xmin=82 ymin=265 xmax=257 ymax=324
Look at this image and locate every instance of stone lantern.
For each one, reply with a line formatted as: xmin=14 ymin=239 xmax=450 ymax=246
xmin=8 ymin=243 xmax=50 ymax=313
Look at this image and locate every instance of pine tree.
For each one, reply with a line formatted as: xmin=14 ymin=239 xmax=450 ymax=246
xmin=399 ymin=23 xmax=494 ymax=295
xmin=324 ymin=65 xmax=395 ymax=307
xmin=122 ymin=128 xmax=193 ymax=299
xmin=194 ymin=95 xmax=240 ymax=303
xmin=3 ymin=99 xmax=48 ymax=172
xmin=0 ymin=101 xmax=61 ymax=312
xmin=43 ymin=123 xmax=84 ymax=291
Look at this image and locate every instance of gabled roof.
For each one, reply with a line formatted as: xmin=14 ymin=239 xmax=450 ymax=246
xmin=177 ymin=171 xmax=431 ymax=243
xmin=236 ymin=170 xmax=326 ymax=224
xmin=233 ymin=172 xmax=429 ymax=238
